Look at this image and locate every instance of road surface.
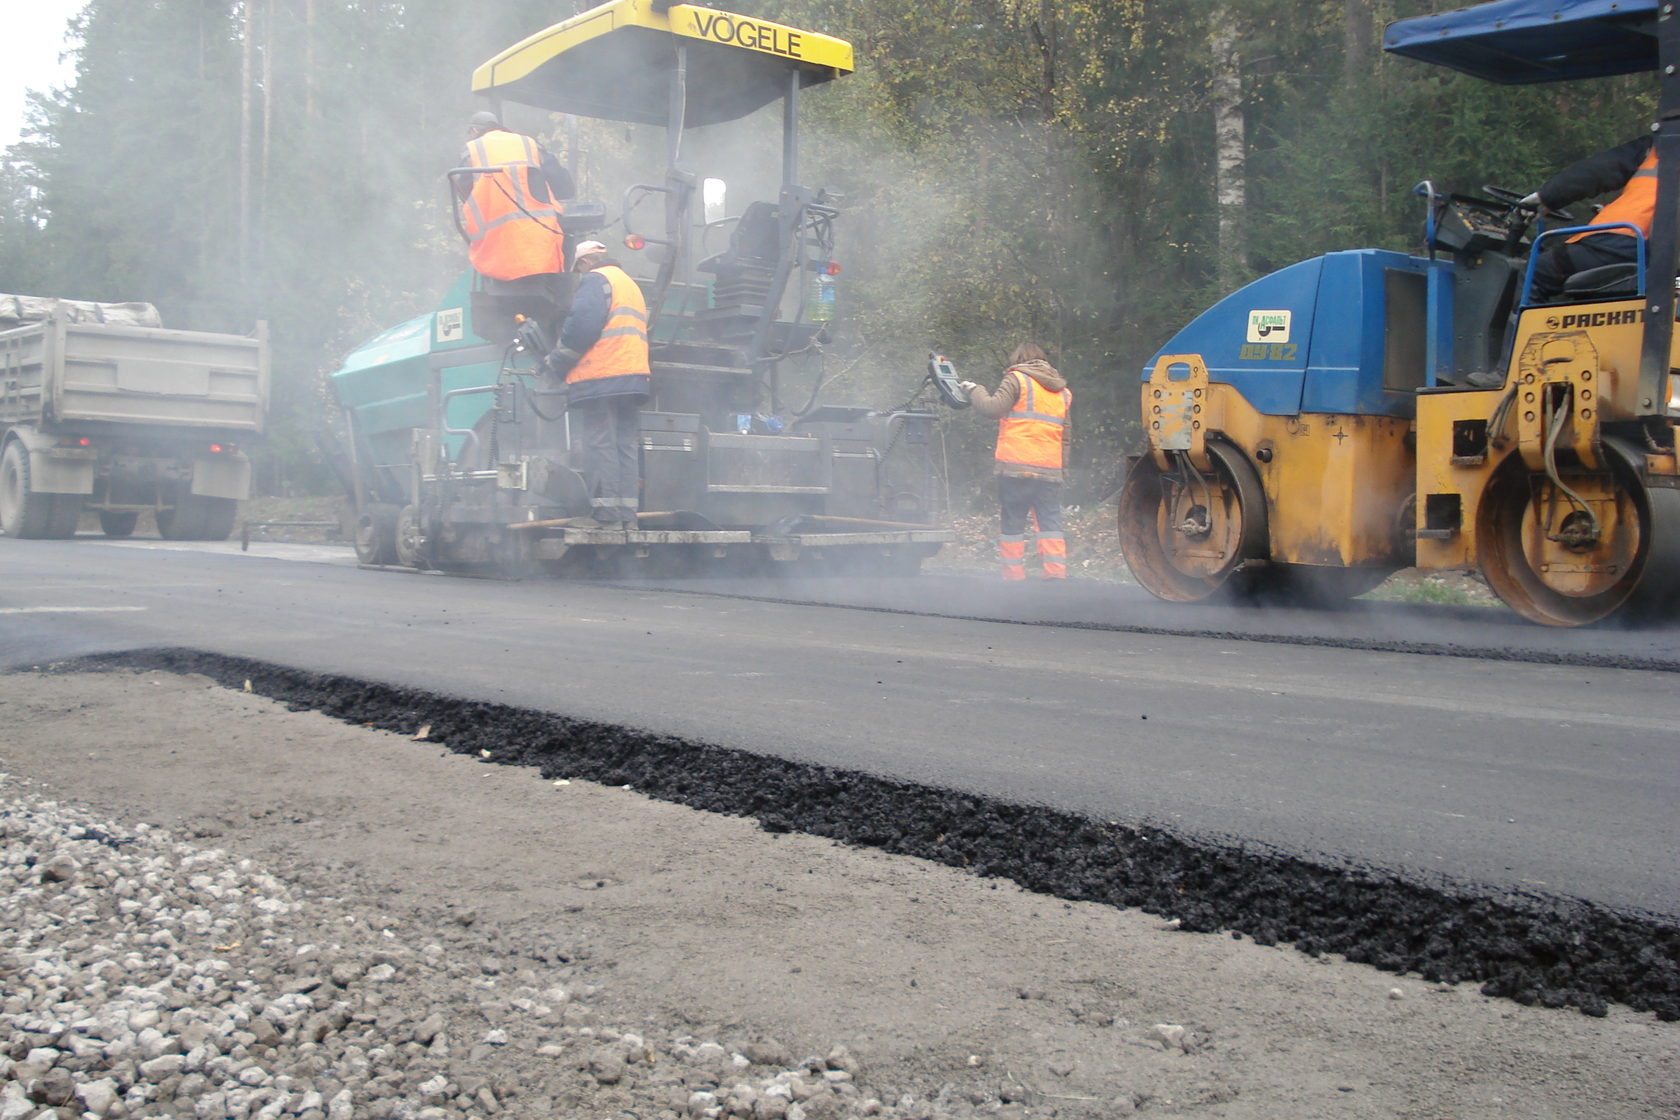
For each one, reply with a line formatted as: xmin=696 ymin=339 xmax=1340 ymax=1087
xmin=1 ymin=534 xmax=1674 ymax=925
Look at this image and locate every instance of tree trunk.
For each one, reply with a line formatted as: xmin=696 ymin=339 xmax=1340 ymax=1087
xmin=1035 ymin=0 xmax=1058 ymax=125
xmin=1211 ymin=10 xmax=1247 ymax=291
xmin=1027 ymin=0 xmax=1069 ymax=353
xmin=1342 ymin=0 xmax=1375 ymax=86
xmin=238 ymin=0 xmax=255 ymax=284
xmin=306 ymin=0 xmax=318 ymax=121
xmin=258 ymin=0 xmax=272 ymax=278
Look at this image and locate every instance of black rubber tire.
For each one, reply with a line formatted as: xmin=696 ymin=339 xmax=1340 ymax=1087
xmin=43 ymin=492 xmax=82 ymax=539
xmin=394 ymin=504 xmax=430 ymax=569
xmin=1 ymin=440 xmax=79 ymax=539
xmin=156 ymin=499 xmax=200 ymax=540
xmin=158 ymin=490 xmax=238 ymax=541
xmin=195 ymin=496 xmax=238 ymax=541
xmin=353 ymin=505 xmax=401 ymax=565
xmin=98 ymin=511 xmax=140 ymax=538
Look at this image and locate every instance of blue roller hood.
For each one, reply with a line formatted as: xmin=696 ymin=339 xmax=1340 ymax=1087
xmin=1145 ymin=250 xmax=1454 ymax=419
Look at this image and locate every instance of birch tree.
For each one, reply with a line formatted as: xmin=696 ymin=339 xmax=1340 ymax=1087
xmin=1210 ymin=6 xmax=1247 ymax=291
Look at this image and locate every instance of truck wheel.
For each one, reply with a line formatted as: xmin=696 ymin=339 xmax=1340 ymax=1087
xmin=98 ymin=511 xmax=140 ymax=537
xmin=1 ymin=440 xmax=57 ymax=539
xmin=155 ymin=500 xmax=199 ymax=540
xmin=194 ymin=496 xmax=238 ymax=541
xmin=43 ymin=494 xmax=82 ymax=539
xmin=158 ymin=491 xmax=237 ymax=541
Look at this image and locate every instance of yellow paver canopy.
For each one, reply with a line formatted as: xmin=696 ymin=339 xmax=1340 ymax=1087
xmin=472 ymin=0 xmax=854 ymax=126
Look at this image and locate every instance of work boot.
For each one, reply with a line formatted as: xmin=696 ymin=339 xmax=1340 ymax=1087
xmin=1466 ymin=369 xmax=1506 ymax=389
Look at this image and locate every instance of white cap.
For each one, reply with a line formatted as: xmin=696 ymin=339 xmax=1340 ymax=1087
xmin=573 ymin=240 xmax=607 ymax=257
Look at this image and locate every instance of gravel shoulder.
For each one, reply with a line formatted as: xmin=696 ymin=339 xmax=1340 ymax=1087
xmin=0 ymin=666 xmax=1674 ymax=1119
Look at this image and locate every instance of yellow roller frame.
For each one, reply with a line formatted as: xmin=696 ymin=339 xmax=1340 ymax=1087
xmin=1142 ymin=355 xmax=1413 ymax=569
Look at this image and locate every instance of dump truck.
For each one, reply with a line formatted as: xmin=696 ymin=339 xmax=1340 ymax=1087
xmin=0 ymin=294 xmax=269 ymax=541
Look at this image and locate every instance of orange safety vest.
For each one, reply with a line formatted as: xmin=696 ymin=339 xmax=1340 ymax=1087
xmin=1570 ymin=147 xmax=1658 ymax=243
xmin=568 ymin=265 xmax=650 ymax=389
xmin=461 ymin=130 xmax=566 ymax=280
xmin=995 ymin=368 xmax=1070 ymax=471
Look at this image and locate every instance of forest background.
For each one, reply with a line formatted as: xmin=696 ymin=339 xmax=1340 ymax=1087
xmin=0 ymin=0 xmax=1655 ymax=511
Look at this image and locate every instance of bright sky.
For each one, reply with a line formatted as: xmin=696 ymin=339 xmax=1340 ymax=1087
xmin=1 ymin=0 xmax=87 ymax=149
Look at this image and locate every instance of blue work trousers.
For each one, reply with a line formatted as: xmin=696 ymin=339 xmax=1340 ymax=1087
xmin=570 ymin=393 xmax=645 ymax=521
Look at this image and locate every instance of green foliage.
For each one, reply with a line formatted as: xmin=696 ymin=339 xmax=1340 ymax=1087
xmin=0 ymin=0 xmax=1656 ymax=506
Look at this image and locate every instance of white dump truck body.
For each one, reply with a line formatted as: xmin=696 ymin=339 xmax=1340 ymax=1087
xmin=0 ymin=295 xmax=269 ymax=540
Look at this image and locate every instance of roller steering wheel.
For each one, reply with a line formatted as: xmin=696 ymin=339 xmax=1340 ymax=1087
xmin=1482 ymin=183 xmax=1577 ymax=222
xmin=1480 ymin=184 xmax=1528 ymax=208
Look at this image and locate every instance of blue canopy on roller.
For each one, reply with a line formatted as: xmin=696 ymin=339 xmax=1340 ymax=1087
xmin=1383 ymin=0 xmax=1657 ymax=84
xmin=1387 ymin=0 xmax=1679 ymax=415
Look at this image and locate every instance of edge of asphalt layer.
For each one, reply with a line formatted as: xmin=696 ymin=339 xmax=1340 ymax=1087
xmin=34 ymin=647 xmax=1680 ymax=1022
xmin=612 ymin=584 xmax=1680 ymax=674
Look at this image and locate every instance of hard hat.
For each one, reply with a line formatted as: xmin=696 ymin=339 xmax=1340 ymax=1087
xmin=573 ymin=240 xmax=608 ymax=257
xmin=467 ymin=110 xmax=501 ymax=136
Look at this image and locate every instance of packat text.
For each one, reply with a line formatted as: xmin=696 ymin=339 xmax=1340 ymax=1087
xmin=1549 ymin=309 xmax=1645 ymax=329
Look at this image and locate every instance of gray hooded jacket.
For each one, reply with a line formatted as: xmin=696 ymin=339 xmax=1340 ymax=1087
xmin=967 ymin=359 xmax=1069 ymax=481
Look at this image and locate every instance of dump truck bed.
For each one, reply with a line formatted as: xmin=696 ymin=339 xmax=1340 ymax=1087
xmin=0 ymin=317 xmax=269 ymax=435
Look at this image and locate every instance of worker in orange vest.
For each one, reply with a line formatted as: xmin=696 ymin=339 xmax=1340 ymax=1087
xmin=457 ymin=111 xmax=572 ymax=326
xmin=960 ymin=343 xmax=1071 ymax=580
xmin=544 ymin=241 xmax=651 ymax=527
xmin=1524 ymin=135 xmax=1655 ymax=302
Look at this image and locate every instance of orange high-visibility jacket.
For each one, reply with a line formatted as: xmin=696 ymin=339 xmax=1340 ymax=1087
xmin=568 ymin=265 xmax=650 ymax=396
xmin=1571 ymin=147 xmax=1658 ymax=243
xmin=461 ymin=130 xmax=566 ymax=280
xmin=995 ymin=368 xmax=1070 ymax=472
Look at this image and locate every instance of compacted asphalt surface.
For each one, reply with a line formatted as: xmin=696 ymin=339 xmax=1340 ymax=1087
xmin=1 ymin=534 xmax=1675 ymax=925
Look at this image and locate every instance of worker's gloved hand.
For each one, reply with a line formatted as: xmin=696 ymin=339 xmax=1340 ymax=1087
xmin=541 ymin=348 xmax=574 ymax=378
xmin=1519 ymin=191 xmax=1542 ymax=210
xmin=959 ymin=380 xmax=978 ymax=394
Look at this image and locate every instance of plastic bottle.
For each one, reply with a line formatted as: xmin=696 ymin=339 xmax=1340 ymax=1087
xmin=805 ymin=274 xmax=835 ymax=323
